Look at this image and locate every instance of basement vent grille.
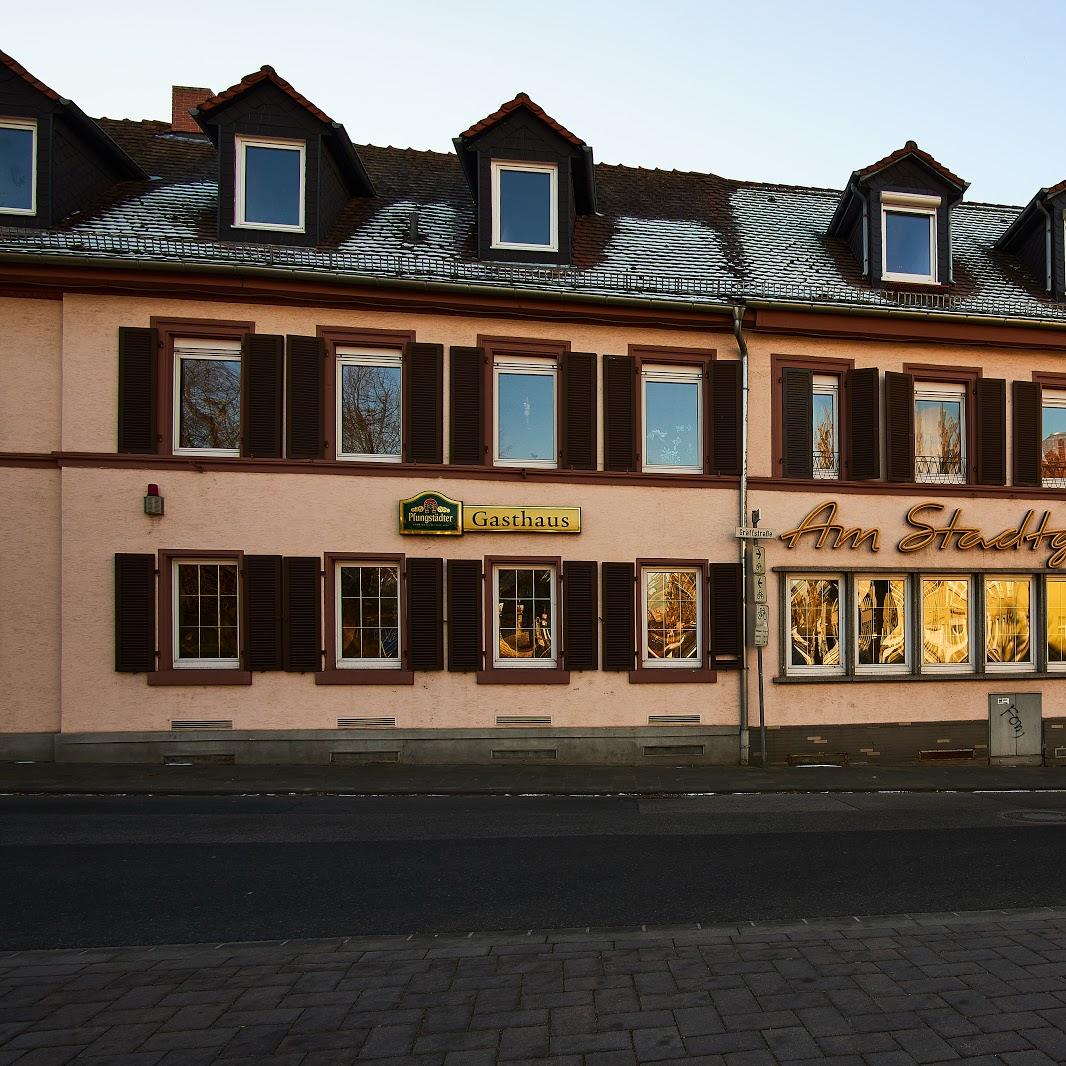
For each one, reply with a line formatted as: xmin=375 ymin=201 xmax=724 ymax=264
xmin=170 ymin=720 xmax=233 ymax=731
xmin=642 ymin=744 xmax=705 ymax=758
xmin=331 ymin=751 xmax=400 ymax=764
xmin=338 ymin=717 xmax=397 ymax=728
xmin=1055 ymin=746 xmax=1066 ymax=759
xmin=648 ymin=714 xmax=701 ymax=725
xmin=496 ymin=715 xmax=552 ymax=726
xmin=787 ymin=752 xmax=849 ymax=767
xmin=918 ymin=748 xmax=975 ymax=761
xmin=163 ymin=753 xmax=235 ymax=766
xmin=491 ymin=748 xmax=558 ymax=761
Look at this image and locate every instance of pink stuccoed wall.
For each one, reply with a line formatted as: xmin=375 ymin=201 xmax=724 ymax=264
xmin=0 ymin=298 xmax=62 ymax=454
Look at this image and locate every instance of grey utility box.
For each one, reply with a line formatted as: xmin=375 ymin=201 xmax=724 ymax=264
xmin=988 ymin=693 xmax=1043 ymax=766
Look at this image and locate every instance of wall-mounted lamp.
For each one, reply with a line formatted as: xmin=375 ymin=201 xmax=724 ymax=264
xmin=144 ymin=483 xmax=164 ymax=516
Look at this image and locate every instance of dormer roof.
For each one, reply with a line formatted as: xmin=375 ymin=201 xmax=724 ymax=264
xmin=192 ymin=65 xmax=334 ymax=126
xmin=458 ymin=91 xmax=586 ymax=148
xmin=854 ymin=139 xmax=969 ymax=191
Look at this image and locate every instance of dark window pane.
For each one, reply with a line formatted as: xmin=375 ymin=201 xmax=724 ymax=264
xmin=645 ymin=380 xmax=700 ymax=468
xmin=885 ymin=211 xmax=932 ymax=276
xmin=341 ymin=628 xmax=359 ymax=658
xmin=0 ymin=126 xmax=34 ymax=212
xmin=361 ymin=567 xmax=380 ymax=596
xmin=499 ymin=168 xmax=551 ymax=246
xmin=340 ymin=362 xmax=401 ymax=456
xmin=341 ymin=567 xmax=358 ymax=597
xmin=381 ymin=627 xmax=399 ymax=659
xmin=179 ymin=357 xmax=241 ymax=450
xmin=178 ymin=595 xmax=199 ymax=629
xmin=243 ymin=144 xmax=302 ymax=227
xmin=219 ymin=565 xmax=238 ymax=595
xmin=200 ymin=627 xmax=219 ymax=658
xmin=219 ymin=627 xmax=239 ymax=658
xmin=200 ymin=597 xmax=219 ymax=628
xmin=178 ymin=565 xmax=198 ymax=596
xmin=179 ymin=627 xmax=198 ymax=657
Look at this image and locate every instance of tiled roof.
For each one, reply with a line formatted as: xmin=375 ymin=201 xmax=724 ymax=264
xmin=0 ymin=48 xmax=62 ymax=101
xmin=458 ymin=92 xmax=586 ymax=147
xmin=0 ymin=116 xmax=1057 ymax=322
xmin=854 ymin=140 xmax=969 ymax=191
xmin=193 ymin=66 xmax=334 ymax=125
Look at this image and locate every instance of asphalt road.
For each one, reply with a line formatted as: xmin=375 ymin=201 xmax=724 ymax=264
xmin=2 ymin=791 xmax=1065 ymax=949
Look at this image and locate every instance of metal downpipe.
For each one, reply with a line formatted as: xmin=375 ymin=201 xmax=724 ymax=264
xmin=732 ymin=303 xmax=750 ymax=766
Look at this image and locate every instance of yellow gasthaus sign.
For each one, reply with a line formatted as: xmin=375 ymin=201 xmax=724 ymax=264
xmin=463 ymin=505 xmax=581 ymax=533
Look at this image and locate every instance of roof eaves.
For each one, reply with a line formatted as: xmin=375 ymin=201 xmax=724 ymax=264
xmin=0 ymin=48 xmax=62 ymax=101
xmin=995 ymin=189 xmax=1047 ymax=251
xmin=458 ymin=92 xmax=585 ymax=148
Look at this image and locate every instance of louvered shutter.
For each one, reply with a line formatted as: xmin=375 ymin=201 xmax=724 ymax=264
xmin=709 ymin=360 xmax=740 ymax=475
xmin=560 ymin=352 xmax=597 ymax=470
xmin=884 ymin=371 xmax=915 ymax=483
xmin=846 ymin=367 xmax=881 ymax=481
xmin=709 ymin=563 xmax=743 ymax=666
xmin=975 ymin=377 xmax=1006 ymax=486
xmin=243 ymin=555 xmax=283 ymax=670
xmin=114 ymin=553 xmax=156 ymax=672
xmin=286 ymin=335 xmax=324 ymax=459
xmin=1012 ymin=380 xmax=1042 ymax=487
xmin=780 ymin=367 xmax=814 ymax=479
xmin=117 ymin=327 xmax=158 ymax=454
xmin=603 ymin=355 xmax=636 ymax=472
xmin=282 ymin=557 xmax=321 ymax=672
xmin=407 ymin=557 xmax=444 ymax=670
xmin=601 ymin=562 xmax=635 ymax=671
xmin=563 ymin=561 xmax=598 ymax=671
xmin=241 ymin=334 xmax=284 ymax=458
xmin=447 ymin=559 xmax=482 ymax=671
xmin=449 ymin=346 xmax=484 ymax=465
xmin=404 ymin=343 xmax=444 ymax=464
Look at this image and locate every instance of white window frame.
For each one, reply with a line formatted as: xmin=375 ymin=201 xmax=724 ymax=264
xmin=786 ymin=574 xmax=846 ymax=677
xmin=335 ymin=347 xmax=403 ymax=463
xmin=853 ymin=575 xmax=910 ymax=675
xmin=914 ymin=380 xmax=966 ymax=485
xmin=641 ymin=365 xmax=704 ymax=474
xmin=234 ymin=134 xmax=306 ymax=233
xmin=490 ymin=160 xmax=559 ymax=252
xmin=1041 ymin=388 xmax=1066 ymax=487
xmin=812 ymin=374 xmax=839 ymax=480
xmin=172 ymin=559 xmax=240 ymax=670
xmin=881 ymin=191 xmax=940 ymax=284
xmin=173 ymin=337 xmax=242 ymax=457
xmin=984 ymin=575 xmax=1035 ymax=673
xmin=0 ymin=117 xmax=37 ymax=216
xmin=640 ymin=566 xmax=703 ymax=669
xmin=492 ymin=564 xmax=558 ymax=669
xmin=919 ymin=574 xmax=973 ymax=674
xmin=493 ymin=357 xmax=558 ymax=468
xmin=335 ymin=561 xmax=403 ymax=670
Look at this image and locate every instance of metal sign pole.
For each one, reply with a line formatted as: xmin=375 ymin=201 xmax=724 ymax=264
xmin=737 ymin=522 xmax=774 ymax=767
xmin=757 ymin=644 xmax=767 ymax=767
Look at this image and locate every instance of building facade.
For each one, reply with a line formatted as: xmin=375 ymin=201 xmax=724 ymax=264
xmin=3 ymin=51 xmax=1066 ymax=765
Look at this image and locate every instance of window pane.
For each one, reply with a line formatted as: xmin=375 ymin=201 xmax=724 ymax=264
xmin=1042 ymin=404 xmax=1066 ymax=482
xmin=499 ymin=168 xmax=551 ymax=246
xmin=1049 ymin=580 xmax=1066 ymax=665
xmin=179 ymin=357 xmax=241 ymax=450
xmin=856 ymin=578 xmax=907 ymax=666
xmin=497 ymin=566 xmax=554 ymax=661
xmin=789 ymin=578 xmax=841 ymax=668
xmin=645 ymin=380 xmax=700 ymax=469
xmin=985 ymin=579 xmax=1031 ymax=665
xmin=340 ymin=362 xmax=401 ymax=456
xmin=176 ymin=563 xmax=239 ymax=663
xmin=812 ymin=390 xmax=837 ymax=477
xmin=885 ymin=211 xmax=931 ymax=275
xmin=915 ymin=397 xmax=963 ymax=482
xmin=338 ymin=564 xmax=400 ymax=663
xmin=922 ymin=579 xmax=970 ymax=665
xmin=497 ymin=371 xmax=555 ymax=461
xmin=243 ymin=144 xmax=301 ymax=227
xmin=645 ymin=570 xmax=699 ymax=661
xmin=0 ymin=126 xmax=34 ymax=211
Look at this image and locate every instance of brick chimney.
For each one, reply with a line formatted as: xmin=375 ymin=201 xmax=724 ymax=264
xmin=171 ymin=86 xmax=211 ymax=134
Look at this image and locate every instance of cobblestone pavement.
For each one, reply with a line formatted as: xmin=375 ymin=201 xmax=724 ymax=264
xmin=2 ymin=910 xmax=1066 ymax=1065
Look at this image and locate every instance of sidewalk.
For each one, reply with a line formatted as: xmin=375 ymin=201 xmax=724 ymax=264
xmin=2 ymin=760 xmax=1066 ymax=795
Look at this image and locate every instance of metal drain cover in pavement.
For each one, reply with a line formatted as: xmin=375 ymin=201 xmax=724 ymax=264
xmin=1000 ymin=809 xmax=1066 ymax=824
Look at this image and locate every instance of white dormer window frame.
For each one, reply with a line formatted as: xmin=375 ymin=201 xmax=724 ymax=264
xmin=880 ymin=191 xmax=940 ymax=285
xmin=0 ymin=117 xmax=37 ymax=216
xmin=234 ymin=134 xmax=306 ymax=233
xmin=490 ymin=160 xmax=559 ymax=253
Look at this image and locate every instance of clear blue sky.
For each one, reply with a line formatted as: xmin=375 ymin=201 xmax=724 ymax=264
xmin=4 ymin=0 xmax=1060 ymax=206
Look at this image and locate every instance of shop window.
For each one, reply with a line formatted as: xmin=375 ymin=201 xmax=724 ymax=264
xmin=493 ymin=565 xmax=557 ymax=668
xmin=493 ymin=357 xmax=557 ymax=467
xmin=336 ymin=347 xmax=402 ymax=461
xmin=0 ymin=118 xmax=36 ymax=215
xmin=336 ymin=563 xmax=401 ymax=668
xmin=787 ymin=576 xmax=843 ymax=674
xmin=812 ymin=374 xmax=839 ymax=479
xmin=881 ymin=192 xmax=938 ymax=283
xmin=174 ymin=560 xmax=240 ymax=669
xmin=1048 ymin=577 xmax=1066 ymax=670
xmin=490 ymin=160 xmax=558 ymax=252
xmin=921 ymin=576 xmax=971 ymax=670
xmin=235 ymin=135 xmax=305 ymax=232
xmin=854 ymin=576 xmax=909 ymax=672
xmin=1041 ymin=388 xmax=1066 ymax=488
xmin=914 ymin=381 xmax=965 ymax=484
xmin=985 ymin=576 xmax=1033 ymax=670
xmin=641 ymin=567 xmax=702 ymax=667
xmin=642 ymin=365 xmax=702 ymax=474
xmin=174 ymin=338 xmax=242 ymax=455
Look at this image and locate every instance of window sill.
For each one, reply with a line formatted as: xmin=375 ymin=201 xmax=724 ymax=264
xmin=774 ymin=672 xmax=1059 ymax=684
xmin=315 ymin=669 xmax=414 ymax=686
xmin=629 ymin=668 xmax=718 ymax=684
xmin=476 ymin=669 xmax=570 ymax=685
xmin=148 ymin=670 xmax=252 ymax=686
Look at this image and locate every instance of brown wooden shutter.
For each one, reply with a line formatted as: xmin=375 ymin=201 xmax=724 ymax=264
xmin=846 ymin=367 xmax=881 ymax=481
xmin=709 ymin=360 xmax=740 ymax=476
xmin=1013 ymin=380 xmax=1042 ymax=487
xmin=117 ymin=327 xmax=158 ymax=454
xmin=285 ymin=335 xmax=324 ymax=459
xmin=403 ymin=342 xmax=444 ymax=464
xmin=563 ymin=561 xmax=598 ymax=671
xmin=560 ymin=352 xmax=597 ymax=470
xmin=115 ymin=553 xmax=156 ymax=672
xmin=975 ymin=377 xmax=1007 ymax=486
xmin=601 ymin=562 xmax=635 ymax=670
xmin=282 ymin=557 xmax=321 ymax=672
xmin=884 ymin=371 xmax=915 ymax=483
xmin=241 ymin=333 xmax=284 ymax=458
xmin=603 ymin=355 xmax=636 ymax=472
xmin=243 ymin=555 xmax=283 ymax=670
xmin=780 ymin=367 xmax=813 ymax=479
xmin=447 ymin=559 xmax=482 ymax=671
xmin=407 ymin=557 xmax=444 ymax=670
xmin=449 ymin=346 xmax=484 ymax=465
xmin=709 ymin=562 xmax=743 ymax=666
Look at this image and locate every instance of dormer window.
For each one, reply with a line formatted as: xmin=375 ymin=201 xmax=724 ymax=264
xmin=491 ymin=160 xmax=558 ymax=251
xmin=234 ymin=134 xmax=305 ymax=232
xmin=0 ymin=118 xmax=37 ymax=215
xmin=881 ymin=192 xmax=939 ymax=283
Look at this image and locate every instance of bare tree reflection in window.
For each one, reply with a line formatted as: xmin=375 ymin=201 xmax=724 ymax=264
xmin=340 ymin=363 xmax=401 ymax=457
xmin=179 ymin=358 xmax=241 ymax=450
